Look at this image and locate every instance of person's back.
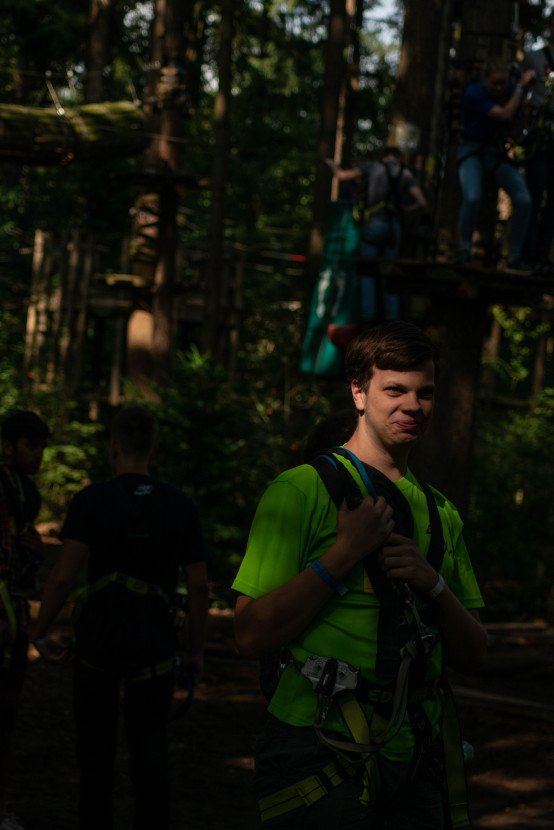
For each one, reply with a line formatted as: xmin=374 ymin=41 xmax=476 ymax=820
xmin=69 ymin=474 xmax=196 ymax=674
xmin=361 ymin=158 xmax=413 ymax=217
xmin=34 ymin=406 xmax=210 ymax=830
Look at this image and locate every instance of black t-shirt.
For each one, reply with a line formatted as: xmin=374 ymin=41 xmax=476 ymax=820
xmin=61 ymin=473 xmax=208 ymax=595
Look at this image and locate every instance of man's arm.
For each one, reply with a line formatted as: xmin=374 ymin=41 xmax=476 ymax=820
xmin=487 ymin=69 xmax=536 ymax=121
xmin=180 ymin=560 xmax=210 ymax=681
xmin=406 ymin=184 xmax=427 ymax=211
xmin=32 ymin=538 xmax=88 ymax=661
xmin=234 ymin=496 xmax=395 ymax=658
xmin=378 ymin=532 xmax=487 ymax=674
xmin=324 ymin=158 xmax=362 ymax=182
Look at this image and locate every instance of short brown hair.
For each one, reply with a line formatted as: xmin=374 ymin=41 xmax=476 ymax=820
xmin=345 ymin=321 xmax=439 ymax=391
xmin=110 ymin=406 xmax=158 ymax=460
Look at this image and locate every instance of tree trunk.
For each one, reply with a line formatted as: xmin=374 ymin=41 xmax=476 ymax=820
xmin=331 ymin=0 xmax=360 ymax=199
xmin=202 ymin=0 xmax=236 ymax=356
xmin=146 ymin=0 xmax=188 ymax=383
xmin=388 ymin=0 xmax=446 ymax=174
xmin=85 ymin=0 xmax=111 ymax=103
xmin=305 ymin=0 xmax=349 ymax=308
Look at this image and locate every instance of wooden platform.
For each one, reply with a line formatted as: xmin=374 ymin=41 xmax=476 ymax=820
xmin=356 ymin=257 xmax=554 ymax=307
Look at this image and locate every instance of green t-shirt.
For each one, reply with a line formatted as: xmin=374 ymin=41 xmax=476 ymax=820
xmin=232 ymin=456 xmax=483 ymax=760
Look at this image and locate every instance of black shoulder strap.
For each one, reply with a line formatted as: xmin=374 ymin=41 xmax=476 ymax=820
xmin=419 ymin=480 xmax=445 ymax=573
xmin=310 ymin=452 xmax=362 ymax=511
xmin=383 ymin=160 xmax=405 ymax=208
xmin=310 ymin=449 xmax=445 ymax=680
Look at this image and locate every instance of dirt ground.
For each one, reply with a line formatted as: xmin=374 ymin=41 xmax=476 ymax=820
xmin=8 ymin=610 xmax=554 ymax=830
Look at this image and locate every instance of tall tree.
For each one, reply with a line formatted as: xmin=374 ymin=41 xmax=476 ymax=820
xmin=202 ymin=0 xmax=238 ymax=357
xmin=85 ymin=0 xmax=111 ymax=103
xmin=305 ymin=0 xmax=350 ymax=302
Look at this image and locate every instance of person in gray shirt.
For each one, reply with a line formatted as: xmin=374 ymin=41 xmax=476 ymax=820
xmin=326 ymin=148 xmax=426 ymax=347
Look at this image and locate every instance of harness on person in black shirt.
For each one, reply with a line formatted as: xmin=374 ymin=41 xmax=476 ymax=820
xmin=72 ymin=479 xmax=177 ymax=681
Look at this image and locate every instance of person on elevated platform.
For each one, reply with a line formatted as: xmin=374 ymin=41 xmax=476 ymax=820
xmin=456 ymin=57 xmax=535 ymax=274
xmin=325 ymin=149 xmax=427 ymax=348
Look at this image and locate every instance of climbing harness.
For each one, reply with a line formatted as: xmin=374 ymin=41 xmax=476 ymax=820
xmin=353 ymin=161 xmax=405 ymax=228
xmin=72 ymin=480 xmax=180 ymax=682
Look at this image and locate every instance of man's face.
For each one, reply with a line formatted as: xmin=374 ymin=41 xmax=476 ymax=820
xmin=352 ymin=360 xmax=435 ymax=451
xmin=3 ymin=436 xmax=46 ymax=475
xmin=484 ymin=72 xmax=508 ymax=101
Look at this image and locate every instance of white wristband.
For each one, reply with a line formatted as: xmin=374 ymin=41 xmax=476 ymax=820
xmin=426 ymin=573 xmax=445 ymax=600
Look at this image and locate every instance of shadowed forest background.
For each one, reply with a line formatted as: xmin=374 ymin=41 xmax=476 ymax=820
xmin=2 ymin=0 xmax=554 ymax=623
xmin=2 ymin=2 xmax=554 ymax=828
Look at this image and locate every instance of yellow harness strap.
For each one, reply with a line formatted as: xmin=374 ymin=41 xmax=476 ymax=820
xmin=354 ymin=200 xmax=396 ymax=225
xmin=88 ymin=571 xmax=170 ymax=604
xmin=0 ymin=580 xmax=18 ymax=668
xmin=72 ymin=572 xmax=174 ymax=681
xmin=258 ymin=759 xmax=354 ymax=822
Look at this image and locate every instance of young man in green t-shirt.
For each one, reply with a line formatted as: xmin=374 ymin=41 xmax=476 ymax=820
xmin=233 ymin=320 xmax=487 ymax=830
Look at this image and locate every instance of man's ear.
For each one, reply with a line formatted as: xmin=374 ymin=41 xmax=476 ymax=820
xmin=351 ymin=382 xmax=366 ymax=414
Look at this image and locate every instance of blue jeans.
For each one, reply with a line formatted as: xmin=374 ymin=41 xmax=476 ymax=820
xmin=359 ymin=216 xmax=401 ymax=322
xmin=523 ymin=143 xmax=554 ymax=263
xmin=254 ymin=716 xmax=446 ymax=830
xmin=457 ymin=140 xmax=531 ymax=259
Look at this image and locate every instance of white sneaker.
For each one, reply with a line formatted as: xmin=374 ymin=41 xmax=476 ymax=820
xmin=0 ymin=814 xmax=24 ymax=830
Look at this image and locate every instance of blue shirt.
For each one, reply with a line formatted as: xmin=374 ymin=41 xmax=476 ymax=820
xmin=461 ymin=80 xmax=516 ymax=142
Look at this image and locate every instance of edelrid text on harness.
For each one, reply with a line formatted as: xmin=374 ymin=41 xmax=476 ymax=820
xmin=258 ymin=449 xmax=470 ymax=828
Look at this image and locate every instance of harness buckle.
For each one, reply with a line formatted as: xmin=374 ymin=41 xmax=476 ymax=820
xmin=301 ymin=656 xmax=360 ymax=697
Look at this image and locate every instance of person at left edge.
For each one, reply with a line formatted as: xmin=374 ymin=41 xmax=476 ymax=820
xmin=0 ymin=410 xmax=50 ymax=830
xmin=32 ymin=406 xmax=210 ymax=830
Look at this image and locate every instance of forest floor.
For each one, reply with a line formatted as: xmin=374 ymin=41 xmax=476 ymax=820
xmin=9 ymin=607 xmax=554 ymax=830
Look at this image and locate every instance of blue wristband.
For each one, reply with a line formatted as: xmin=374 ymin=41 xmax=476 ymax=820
xmin=310 ymin=558 xmax=348 ymax=596
xmin=516 ymin=84 xmax=524 ymax=92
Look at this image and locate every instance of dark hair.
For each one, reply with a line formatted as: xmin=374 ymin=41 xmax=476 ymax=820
xmin=482 ymin=57 xmax=508 ymax=78
xmin=345 ymin=321 xmax=439 ymax=391
xmin=110 ymin=406 xmax=158 ymax=459
xmin=1 ymin=410 xmax=50 ymax=445
xmin=381 ymin=146 xmax=403 ymax=161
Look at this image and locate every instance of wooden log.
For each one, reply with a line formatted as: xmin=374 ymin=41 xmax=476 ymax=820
xmin=0 ymin=101 xmax=149 ymax=164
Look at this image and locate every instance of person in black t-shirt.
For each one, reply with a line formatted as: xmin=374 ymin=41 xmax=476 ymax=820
xmin=33 ymin=407 xmax=209 ymax=830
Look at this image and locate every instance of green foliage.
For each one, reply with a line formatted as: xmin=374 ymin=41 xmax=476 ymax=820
xmin=37 ymin=418 xmax=106 ymax=521
xmin=467 ymin=391 xmax=554 ymax=620
xmin=487 ymin=306 xmax=550 ymax=393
